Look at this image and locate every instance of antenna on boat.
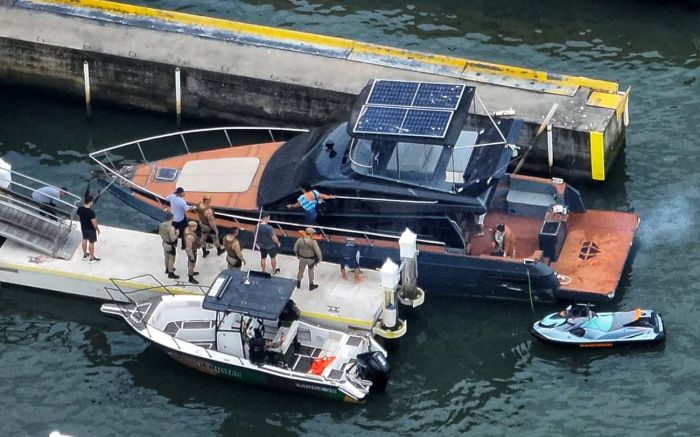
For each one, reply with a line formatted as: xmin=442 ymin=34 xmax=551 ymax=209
xmin=245 ymin=207 xmax=265 ymax=284
xmin=512 ymin=103 xmax=559 ymax=175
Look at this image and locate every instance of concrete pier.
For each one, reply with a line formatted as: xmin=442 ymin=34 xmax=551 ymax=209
xmin=0 ymin=0 xmax=630 ymax=183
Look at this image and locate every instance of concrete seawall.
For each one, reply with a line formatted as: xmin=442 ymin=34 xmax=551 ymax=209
xmin=0 ymin=0 xmax=630 ymax=183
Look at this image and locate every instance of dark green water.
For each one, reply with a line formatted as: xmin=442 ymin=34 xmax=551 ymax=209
xmin=1 ymin=1 xmax=699 ymax=435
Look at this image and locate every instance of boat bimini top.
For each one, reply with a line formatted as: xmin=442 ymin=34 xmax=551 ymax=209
xmin=203 ymin=269 xmax=295 ymax=320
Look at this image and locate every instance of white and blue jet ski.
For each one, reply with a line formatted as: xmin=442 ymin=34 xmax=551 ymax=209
xmin=530 ymin=304 xmax=665 ymax=348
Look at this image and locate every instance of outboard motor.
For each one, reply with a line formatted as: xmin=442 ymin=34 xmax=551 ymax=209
xmin=356 ymin=351 xmax=390 ymax=392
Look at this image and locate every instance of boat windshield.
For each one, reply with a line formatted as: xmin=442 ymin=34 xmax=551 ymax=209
xmin=349 ymin=131 xmax=478 ymax=192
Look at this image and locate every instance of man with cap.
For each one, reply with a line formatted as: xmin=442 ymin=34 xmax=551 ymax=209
xmin=165 ymin=187 xmax=194 ymax=250
xmin=196 ymin=194 xmax=225 ymax=258
xmin=293 ymin=227 xmax=323 ymax=290
xmin=223 ymin=227 xmax=246 ymax=269
xmin=184 ymin=220 xmax=201 ymax=284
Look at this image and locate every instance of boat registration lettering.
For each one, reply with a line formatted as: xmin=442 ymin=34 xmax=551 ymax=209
xmin=171 ymin=353 xmax=242 ymax=378
xmin=295 ymin=382 xmax=335 ymax=394
xmin=579 ymin=343 xmax=613 ymax=348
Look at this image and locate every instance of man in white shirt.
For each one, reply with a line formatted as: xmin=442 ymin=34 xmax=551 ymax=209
xmin=32 ymin=185 xmax=67 ymax=219
xmin=165 ymin=187 xmax=193 ymax=249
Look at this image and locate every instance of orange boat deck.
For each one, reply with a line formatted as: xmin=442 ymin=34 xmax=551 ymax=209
xmin=551 ymin=210 xmax=638 ymax=295
xmin=132 ymin=142 xmax=283 ymax=211
xmin=469 ymin=209 xmax=638 ymax=296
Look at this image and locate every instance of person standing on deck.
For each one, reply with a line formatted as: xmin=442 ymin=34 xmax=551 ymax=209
xmin=184 ymin=220 xmax=201 ymax=284
xmin=223 ymin=228 xmax=246 ymax=270
xmin=165 ymin=187 xmax=194 ymax=250
xmin=159 ymin=212 xmax=179 ymax=279
xmin=340 ymin=237 xmax=361 ymax=283
xmin=196 ymin=194 xmax=225 ymax=258
xmin=77 ymin=195 xmax=100 ymax=263
xmin=294 ymin=227 xmax=322 ymax=290
xmin=286 ymin=183 xmax=336 ymax=224
xmin=256 ymin=213 xmax=281 ymax=274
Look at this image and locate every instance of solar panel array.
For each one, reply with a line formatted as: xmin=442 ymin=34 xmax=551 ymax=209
xmin=354 ymin=80 xmax=466 ymax=139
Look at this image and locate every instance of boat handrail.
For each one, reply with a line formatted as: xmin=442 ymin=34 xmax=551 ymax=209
xmin=0 ymin=191 xmax=68 ymax=228
xmin=92 ymin=167 xmax=448 ymax=249
xmin=0 ymin=167 xmax=81 ymax=210
xmin=88 ymin=126 xmax=447 ymax=249
xmin=88 ymin=126 xmax=308 ymax=162
xmin=0 ymin=167 xmax=81 ymax=247
xmin=214 ymin=211 xmax=447 ymax=248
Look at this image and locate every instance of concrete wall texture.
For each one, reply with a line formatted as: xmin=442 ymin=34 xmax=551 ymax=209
xmin=0 ymin=0 xmax=630 ymax=183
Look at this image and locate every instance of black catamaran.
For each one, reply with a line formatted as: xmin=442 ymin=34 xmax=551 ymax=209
xmin=91 ymin=79 xmax=639 ymax=303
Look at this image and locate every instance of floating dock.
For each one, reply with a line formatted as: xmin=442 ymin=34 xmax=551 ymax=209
xmin=0 ymin=0 xmax=629 ymax=183
xmin=0 ymin=224 xmax=405 ymax=338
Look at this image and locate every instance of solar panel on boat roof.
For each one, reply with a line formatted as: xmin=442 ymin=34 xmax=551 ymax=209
xmin=355 ymin=106 xmax=407 ymax=134
xmin=367 ymin=81 xmax=419 ymax=106
xmin=366 ymin=80 xmax=465 ymax=109
xmin=355 ymin=107 xmax=452 ymax=138
xmin=402 ymin=109 xmax=452 ymax=137
xmin=354 ymin=80 xmax=466 ymax=139
xmin=413 ymin=83 xmax=465 ymax=110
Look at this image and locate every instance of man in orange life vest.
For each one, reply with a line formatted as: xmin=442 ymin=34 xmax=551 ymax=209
xmin=286 ymin=183 xmax=335 ymax=224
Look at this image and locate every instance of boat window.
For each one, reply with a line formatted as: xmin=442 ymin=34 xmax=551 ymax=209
xmin=445 ymin=131 xmax=477 ymax=183
xmin=349 ymin=132 xmax=479 ymax=192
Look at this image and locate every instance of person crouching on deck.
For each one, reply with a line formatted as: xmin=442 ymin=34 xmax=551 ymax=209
xmin=493 ymin=223 xmax=517 ymax=258
xmin=286 ymin=183 xmax=336 ymax=224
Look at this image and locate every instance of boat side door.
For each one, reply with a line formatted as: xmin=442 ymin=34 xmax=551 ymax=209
xmin=216 ymin=312 xmax=245 ymax=357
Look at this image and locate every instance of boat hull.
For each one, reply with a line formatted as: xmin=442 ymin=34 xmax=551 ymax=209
xmin=161 ymin=346 xmax=356 ymax=402
xmin=102 ymin=181 xmax=564 ymax=302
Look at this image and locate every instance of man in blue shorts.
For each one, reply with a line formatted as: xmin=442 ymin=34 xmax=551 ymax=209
xmin=256 ymin=213 xmax=281 ymax=274
xmin=340 ymin=237 xmax=361 ymax=282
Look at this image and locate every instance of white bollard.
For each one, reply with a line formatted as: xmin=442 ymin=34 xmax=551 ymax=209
xmin=83 ymin=60 xmax=91 ymax=119
xmin=380 ymin=258 xmax=399 ymax=329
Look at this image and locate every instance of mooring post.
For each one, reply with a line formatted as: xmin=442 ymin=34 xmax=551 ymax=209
xmin=379 ymin=258 xmax=399 ymax=330
xmin=83 ymin=61 xmax=91 ymax=119
xmin=547 ymin=124 xmax=553 ymax=170
xmin=399 ymin=228 xmax=418 ymax=300
xmin=175 ymin=67 xmax=182 ymax=126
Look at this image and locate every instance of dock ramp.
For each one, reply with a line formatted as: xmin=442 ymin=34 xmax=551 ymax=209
xmin=0 ymin=159 xmax=82 ymax=259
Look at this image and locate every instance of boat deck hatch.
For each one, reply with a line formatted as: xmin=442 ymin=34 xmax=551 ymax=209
xmin=155 ymin=167 xmax=178 ymax=181
xmin=177 ymin=157 xmax=260 ymax=193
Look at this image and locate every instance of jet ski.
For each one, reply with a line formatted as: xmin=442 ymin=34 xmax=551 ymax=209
xmin=530 ymin=304 xmax=665 ymax=348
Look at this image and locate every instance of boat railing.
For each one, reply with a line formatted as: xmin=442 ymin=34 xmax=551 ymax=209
xmin=88 ymin=125 xmax=308 ymax=182
xmin=88 ymin=126 xmax=446 ymax=250
xmin=214 ymin=211 xmax=447 ymax=249
xmin=0 ymin=167 xmax=81 ymax=251
xmin=104 ymin=273 xmax=210 ymax=342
